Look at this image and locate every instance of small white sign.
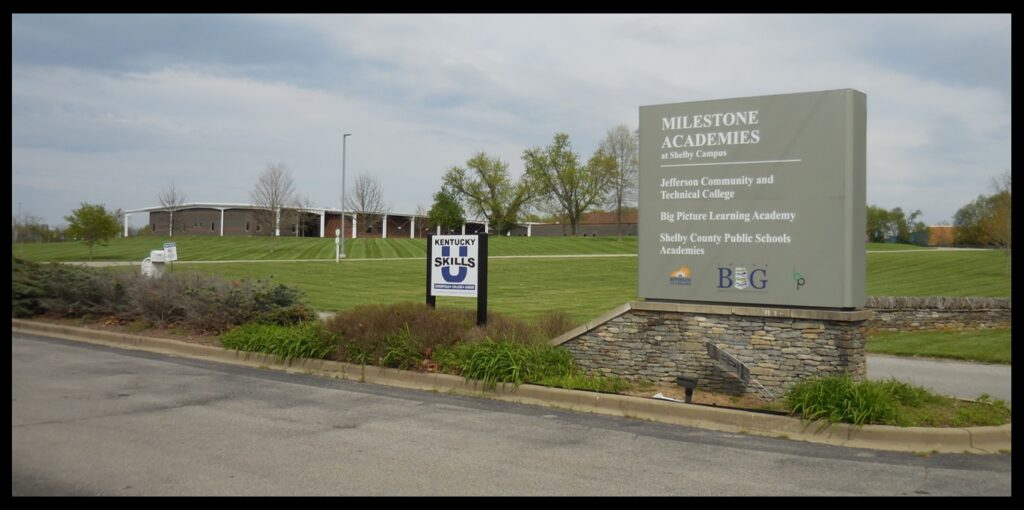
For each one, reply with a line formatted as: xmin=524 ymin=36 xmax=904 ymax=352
xmin=430 ymin=235 xmax=478 ymax=297
xmin=163 ymin=242 xmax=178 ymax=262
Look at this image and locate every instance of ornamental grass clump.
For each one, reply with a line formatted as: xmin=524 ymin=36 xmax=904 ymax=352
xmin=434 ymin=340 xmax=573 ymax=389
xmin=434 ymin=340 xmax=629 ymax=393
xmin=219 ymin=322 xmax=335 ymax=362
xmin=783 ymin=374 xmax=1011 ymax=427
xmin=784 ymin=373 xmax=899 ymax=426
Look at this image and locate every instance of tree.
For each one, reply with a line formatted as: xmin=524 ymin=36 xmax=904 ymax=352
xmin=523 ymin=133 xmax=617 ymax=236
xmin=866 ymin=205 xmax=927 ymax=244
xmin=599 ymin=125 xmax=639 ymax=237
xmin=12 ymin=212 xmax=49 ymax=244
xmin=977 ymin=170 xmax=1011 ymax=273
xmin=889 ymin=207 xmax=927 ymax=244
xmin=904 ymin=209 xmax=929 ymax=246
xmin=443 ymin=152 xmax=535 ymax=235
xmin=866 ymin=205 xmax=890 ymax=242
xmin=64 ymin=203 xmax=119 ymax=260
xmin=158 ymin=182 xmax=187 ymax=238
xmin=347 ymin=173 xmax=389 ymax=236
xmin=250 ymin=163 xmax=296 ymax=247
xmin=953 ymin=195 xmax=990 ymax=246
xmin=427 ymin=186 xmax=466 ymax=234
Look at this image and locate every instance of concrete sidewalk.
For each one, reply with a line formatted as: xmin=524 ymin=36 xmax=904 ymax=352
xmin=10 ymin=319 xmax=1011 ymax=454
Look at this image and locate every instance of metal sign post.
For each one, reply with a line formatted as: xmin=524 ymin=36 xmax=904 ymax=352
xmin=163 ymin=242 xmax=177 ymax=272
xmin=476 ymin=233 xmax=488 ymax=326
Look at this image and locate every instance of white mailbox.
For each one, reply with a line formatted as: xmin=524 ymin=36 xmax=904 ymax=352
xmin=141 ymin=249 xmax=168 ymax=278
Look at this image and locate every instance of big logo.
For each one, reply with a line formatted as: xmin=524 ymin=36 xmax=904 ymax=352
xmin=718 ymin=266 xmax=767 ymax=290
xmin=439 ymin=245 xmax=471 ymax=283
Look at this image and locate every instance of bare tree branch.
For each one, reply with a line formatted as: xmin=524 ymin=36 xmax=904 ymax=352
xmin=250 ymin=163 xmax=296 ymax=243
xmin=157 ymin=182 xmax=187 ymax=237
xmin=599 ymin=125 xmax=639 ymax=236
xmin=347 ymin=173 xmax=389 ymax=236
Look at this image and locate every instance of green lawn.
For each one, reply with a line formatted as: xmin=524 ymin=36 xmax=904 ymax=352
xmin=91 ymin=245 xmax=1010 ymax=328
xmin=17 ymin=235 xmax=1010 ymax=323
xmin=866 ymin=242 xmax=935 ymax=251
xmin=867 ymin=250 xmax=1010 ymax=297
xmin=12 ymin=235 xmax=638 ymax=261
xmin=867 ymin=328 xmax=1011 ymax=364
xmin=146 ymin=257 xmax=637 ymax=326
xmin=26 ymin=236 xmax=1011 ymax=365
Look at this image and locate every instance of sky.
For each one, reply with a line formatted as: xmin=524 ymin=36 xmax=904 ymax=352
xmin=11 ymin=13 xmax=1011 ymax=230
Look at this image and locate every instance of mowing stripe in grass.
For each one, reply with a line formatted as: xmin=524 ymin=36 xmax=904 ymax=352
xmin=14 ymin=236 xmax=639 ymax=262
xmin=867 ymin=250 xmax=1009 ymax=297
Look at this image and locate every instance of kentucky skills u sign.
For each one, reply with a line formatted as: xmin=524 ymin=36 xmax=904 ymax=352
xmin=430 ymin=235 xmax=479 ymax=297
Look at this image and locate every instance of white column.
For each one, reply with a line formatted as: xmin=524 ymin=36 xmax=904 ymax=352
xmin=436 ymin=225 xmax=441 ymax=235
xmin=382 ymin=214 xmax=388 ymax=239
xmin=319 ymin=211 xmax=325 ymax=238
xmin=220 ymin=209 xmax=225 ymax=236
xmin=461 ymin=224 xmax=466 ymax=235
xmin=275 ymin=208 xmax=280 ymax=236
xmin=123 ymin=213 xmax=130 ymax=237
xmin=351 ymin=214 xmax=357 ymax=239
xmin=410 ymin=217 xmax=415 ymax=239
xmin=527 ymin=224 xmax=532 ymax=237
xmin=484 ymin=222 xmax=489 ymax=234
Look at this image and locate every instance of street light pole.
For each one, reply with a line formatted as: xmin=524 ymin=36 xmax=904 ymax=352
xmin=338 ymin=133 xmax=351 ymax=262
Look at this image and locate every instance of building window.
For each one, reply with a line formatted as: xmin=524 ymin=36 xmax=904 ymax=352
xmin=245 ymin=221 xmax=250 ymax=232
xmin=152 ymin=223 xmax=156 ymax=232
xmin=211 ymin=222 xmax=216 ymax=232
xmin=256 ymin=224 xmax=261 ymax=232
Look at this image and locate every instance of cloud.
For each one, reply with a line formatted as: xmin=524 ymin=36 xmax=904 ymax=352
xmin=11 ymin=14 xmax=1011 ymax=228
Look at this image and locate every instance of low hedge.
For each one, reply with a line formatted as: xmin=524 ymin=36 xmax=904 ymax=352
xmin=11 ymin=257 xmax=315 ymax=333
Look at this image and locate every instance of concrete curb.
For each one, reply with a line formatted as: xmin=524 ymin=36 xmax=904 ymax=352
xmin=12 ymin=319 xmax=1011 ymax=454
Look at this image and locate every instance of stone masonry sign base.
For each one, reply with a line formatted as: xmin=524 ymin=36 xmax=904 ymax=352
xmin=551 ymin=302 xmax=872 ymax=400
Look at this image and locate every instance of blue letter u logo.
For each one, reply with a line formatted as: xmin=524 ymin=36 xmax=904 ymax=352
xmin=441 ymin=246 xmax=468 ymax=282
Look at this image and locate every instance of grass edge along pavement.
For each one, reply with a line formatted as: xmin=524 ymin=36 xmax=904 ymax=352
xmin=866 ymin=328 xmax=1011 ymax=365
xmin=11 ymin=318 xmax=1011 ymax=454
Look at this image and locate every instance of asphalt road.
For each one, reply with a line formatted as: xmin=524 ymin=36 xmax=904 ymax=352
xmin=867 ymin=355 xmax=1012 ymax=404
xmin=11 ymin=333 xmax=1011 ymax=496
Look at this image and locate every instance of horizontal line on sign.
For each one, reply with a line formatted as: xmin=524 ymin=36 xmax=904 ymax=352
xmin=660 ymin=159 xmax=802 ymax=168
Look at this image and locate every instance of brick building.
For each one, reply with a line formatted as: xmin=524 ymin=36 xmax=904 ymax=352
xmin=124 ymin=203 xmax=487 ymax=239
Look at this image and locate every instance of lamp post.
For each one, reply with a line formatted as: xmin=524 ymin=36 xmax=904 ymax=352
xmin=338 ymin=133 xmax=351 ymax=262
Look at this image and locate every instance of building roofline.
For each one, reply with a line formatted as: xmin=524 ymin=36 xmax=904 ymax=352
xmin=124 ymin=203 xmax=486 ymax=223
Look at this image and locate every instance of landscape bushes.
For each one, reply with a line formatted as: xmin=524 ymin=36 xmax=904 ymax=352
xmin=13 ymin=259 xmax=627 ymax=394
xmin=314 ymin=302 xmax=624 ymax=391
xmin=322 ymin=302 xmax=574 ymax=367
xmin=12 ymin=258 xmax=125 ymax=319
xmin=10 ymin=257 xmax=314 ymax=333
